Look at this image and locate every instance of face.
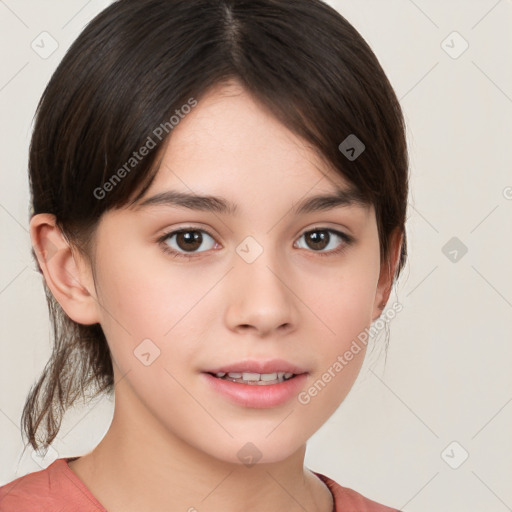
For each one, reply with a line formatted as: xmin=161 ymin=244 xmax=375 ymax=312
xmin=84 ymin=81 xmax=388 ymax=465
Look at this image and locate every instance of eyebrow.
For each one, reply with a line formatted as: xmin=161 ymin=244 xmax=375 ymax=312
xmin=135 ymin=186 xmax=368 ymax=216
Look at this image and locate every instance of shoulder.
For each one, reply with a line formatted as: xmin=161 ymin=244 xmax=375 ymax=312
xmin=0 ymin=458 xmax=105 ymax=512
xmin=313 ymin=471 xmax=402 ymax=512
xmin=0 ymin=461 xmax=56 ymax=510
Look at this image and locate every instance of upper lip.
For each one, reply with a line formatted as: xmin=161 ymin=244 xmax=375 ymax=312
xmin=204 ymin=359 xmax=308 ymax=375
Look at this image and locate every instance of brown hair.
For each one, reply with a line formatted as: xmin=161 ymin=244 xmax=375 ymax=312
xmin=23 ymin=0 xmax=408 ymax=453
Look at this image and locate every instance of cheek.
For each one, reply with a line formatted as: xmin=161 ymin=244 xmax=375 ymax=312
xmin=297 ymin=243 xmax=380 ymax=406
xmin=94 ymin=241 xmax=201 ymax=333
xmin=307 ymin=251 xmax=381 ymax=342
xmin=93 ymin=246 xmax=213 ymax=382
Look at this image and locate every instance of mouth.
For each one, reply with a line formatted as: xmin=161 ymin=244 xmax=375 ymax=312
xmin=206 ymin=371 xmax=300 ymax=385
xmin=202 ymin=370 xmax=309 ymax=408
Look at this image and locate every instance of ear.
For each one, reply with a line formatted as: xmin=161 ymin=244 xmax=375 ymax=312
xmin=372 ymin=228 xmax=403 ymax=321
xmin=29 ymin=213 xmax=100 ymax=325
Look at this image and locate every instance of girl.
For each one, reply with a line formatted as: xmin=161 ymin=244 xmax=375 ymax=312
xmin=0 ymin=0 xmax=408 ymax=510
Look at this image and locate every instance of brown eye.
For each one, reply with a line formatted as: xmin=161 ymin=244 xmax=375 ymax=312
xmin=160 ymin=228 xmax=217 ymax=258
xmin=304 ymin=230 xmax=330 ymax=251
xmin=175 ymin=231 xmax=203 ymax=252
xmin=295 ymin=228 xmax=352 ymax=256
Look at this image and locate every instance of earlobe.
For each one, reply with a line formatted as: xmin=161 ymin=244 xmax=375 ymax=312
xmin=372 ymin=228 xmax=403 ymax=321
xmin=29 ymin=213 xmax=100 ymax=325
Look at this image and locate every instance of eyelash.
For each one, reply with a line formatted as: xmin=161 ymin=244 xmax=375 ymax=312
xmin=157 ymin=226 xmax=354 ymax=260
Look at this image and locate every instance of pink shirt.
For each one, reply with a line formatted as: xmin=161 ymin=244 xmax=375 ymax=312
xmin=0 ymin=457 xmax=401 ymax=511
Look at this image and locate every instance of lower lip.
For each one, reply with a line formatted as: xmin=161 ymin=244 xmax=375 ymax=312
xmin=202 ymin=372 xmax=308 ymax=408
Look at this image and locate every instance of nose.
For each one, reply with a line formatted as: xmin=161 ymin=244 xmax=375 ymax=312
xmin=224 ymin=249 xmax=300 ymax=337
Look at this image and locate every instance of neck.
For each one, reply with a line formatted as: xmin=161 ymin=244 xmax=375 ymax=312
xmin=67 ymin=382 xmax=333 ymax=512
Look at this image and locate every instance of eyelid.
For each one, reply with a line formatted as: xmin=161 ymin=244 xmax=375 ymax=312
xmin=304 ymin=224 xmax=354 ymax=243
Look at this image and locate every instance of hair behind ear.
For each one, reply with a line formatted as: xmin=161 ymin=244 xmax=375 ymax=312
xmin=20 ymin=281 xmax=113 ymax=453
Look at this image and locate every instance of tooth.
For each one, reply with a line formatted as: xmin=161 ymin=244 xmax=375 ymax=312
xmin=242 ymin=372 xmax=260 ymax=381
xmin=218 ymin=371 xmax=294 ymax=384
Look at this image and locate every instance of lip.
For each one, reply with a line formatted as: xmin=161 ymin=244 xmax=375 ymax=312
xmin=204 ymin=358 xmax=308 ymax=375
xmin=202 ymin=372 xmax=309 ymax=408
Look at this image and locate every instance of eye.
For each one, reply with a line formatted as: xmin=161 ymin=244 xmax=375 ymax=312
xmin=158 ymin=226 xmax=353 ymax=260
xmin=158 ymin=228 xmax=218 ymax=259
xmin=294 ymin=228 xmax=353 ymax=256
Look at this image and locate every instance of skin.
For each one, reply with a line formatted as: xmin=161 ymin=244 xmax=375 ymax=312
xmin=30 ymin=80 xmax=402 ymax=512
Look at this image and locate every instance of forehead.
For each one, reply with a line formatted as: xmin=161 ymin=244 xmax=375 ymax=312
xmin=170 ymin=82 xmax=321 ymax=169
xmin=142 ymin=81 xmax=365 ymax=207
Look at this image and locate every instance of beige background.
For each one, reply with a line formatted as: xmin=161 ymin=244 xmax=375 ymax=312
xmin=1 ymin=1 xmax=511 ymax=511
